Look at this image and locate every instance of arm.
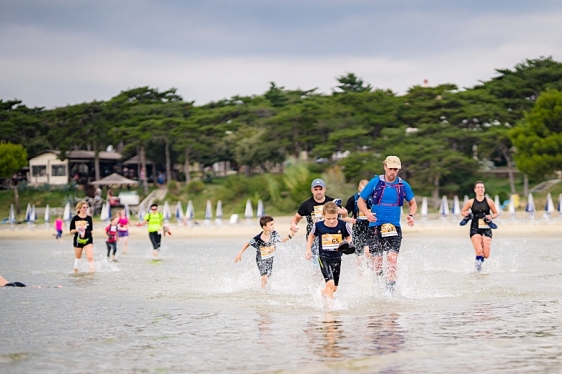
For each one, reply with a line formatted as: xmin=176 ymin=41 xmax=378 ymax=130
xmin=357 ymin=197 xmax=376 ymax=222
xmin=305 ymin=233 xmax=315 ymax=261
xmin=234 ymin=242 xmax=250 ymax=262
xmin=406 ymin=198 xmax=417 ymax=227
xmin=338 ymin=207 xmax=348 ymax=219
xmin=487 ymin=198 xmax=499 ymax=220
xmin=290 ymin=213 xmax=302 ymax=232
xmin=281 ymin=227 xmax=298 ymax=243
xmin=461 ymin=200 xmax=473 ymax=217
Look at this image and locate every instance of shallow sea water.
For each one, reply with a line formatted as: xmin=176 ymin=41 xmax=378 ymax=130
xmin=1 ymin=224 xmax=562 ymax=373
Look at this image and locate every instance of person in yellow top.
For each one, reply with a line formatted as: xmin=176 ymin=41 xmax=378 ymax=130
xmin=138 ymin=203 xmax=164 ymax=258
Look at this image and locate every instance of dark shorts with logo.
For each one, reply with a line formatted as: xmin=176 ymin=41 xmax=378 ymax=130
xmin=256 ymin=256 xmax=274 ymax=277
xmin=74 ymin=236 xmax=93 ymax=248
xmin=367 ymin=225 xmax=403 ymax=255
xmin=353 ymin=220 xmax=370 ymax=255
xmin=318 ymin=255 xmax=341 ymax=286
xmin=469 ymin=227 xmax=492 ymax=239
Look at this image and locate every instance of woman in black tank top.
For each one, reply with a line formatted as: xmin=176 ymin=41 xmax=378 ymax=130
xmin=460 ymin=181 xmax=499 ymax=271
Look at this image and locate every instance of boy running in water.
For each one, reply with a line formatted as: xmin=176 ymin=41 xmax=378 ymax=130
xmin=235 ymin=215 xmax=297 ymax=289
xmin=105 ymin=217 xmax=119 ymax=261
xmin=306 ymin=202 xmax=353 ymax=300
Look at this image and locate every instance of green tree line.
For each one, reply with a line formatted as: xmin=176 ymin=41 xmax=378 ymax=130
xmin=2 ymin=57 xmax=562 ymax=206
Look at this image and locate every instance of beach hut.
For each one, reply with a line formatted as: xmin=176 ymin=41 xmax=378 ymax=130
xmin=215 ymin=200 xmax=223 ymax=224
xmin=204 ymin=200 xmax=213 ymax=225
xmin=452 ymin=196 xmax=460 ymax=217
xmin=256 ymin=199 xmax=265 ymax=217
xmin=494 ymin=195 xmax=502 ymax=217
xmin=420 ymin=197 xmax=428 ymax=219
xmin=439 ymin=196 xmax=449 ymax=217
xmin=525 ymin=193 xmax=535 ymax=216
xmin=162 ymin=201 xmax=171 ymax=223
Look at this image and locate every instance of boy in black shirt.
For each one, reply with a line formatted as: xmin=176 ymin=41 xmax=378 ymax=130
xmin=235 ymin=215 xmax=297 ymax=288
xmin=306 ymin=202 xmax=352 ymax=300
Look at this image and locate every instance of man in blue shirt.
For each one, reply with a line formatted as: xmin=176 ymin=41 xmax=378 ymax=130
xmin=357 ymin=156 xmax=417 ymax=293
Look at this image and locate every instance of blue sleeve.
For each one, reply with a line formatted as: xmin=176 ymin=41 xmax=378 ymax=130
xmin=359 ymin=176 xmax=379 ymax=201
xmin=403 ymin=180 xmax=415 ymax=202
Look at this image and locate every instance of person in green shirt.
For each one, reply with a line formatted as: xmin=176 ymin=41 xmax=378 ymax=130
xmin=138 ymin=203 xmax=164 ymax=258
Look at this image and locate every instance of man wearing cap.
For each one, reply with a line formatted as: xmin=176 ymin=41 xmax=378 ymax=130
xmin=357 ymin=156 xmax=417 ymax=293
xmin=290 ymin=178 xmax=347 ymax=262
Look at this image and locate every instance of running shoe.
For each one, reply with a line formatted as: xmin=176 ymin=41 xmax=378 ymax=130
xmin=459 ymin=213 xmax=473 ymax=226
xmin=475 ymin=259 xmax=483 ymax=272
xmin=483 ymin=217 xmax=498 ymax=229
xmin=386 ymin=281 xmax=396 ymax=293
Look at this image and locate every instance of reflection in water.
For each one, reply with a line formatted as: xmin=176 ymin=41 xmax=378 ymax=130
xmin=366 ymin=313 xmax=406 ymax=356
xmin=305 ymin=313 xmax=346 ymax=359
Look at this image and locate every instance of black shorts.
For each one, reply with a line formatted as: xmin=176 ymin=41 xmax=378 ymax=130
xmin=470 ymin=227 xmax=492 ymax=238
xmin=367 ymin=226 xmax=403 ymax=256
xmin=352 ymin=220 xmax=370 ymax=255
xmin=256 ymin=257 xmax=274 ymax=277
xmin=318 ymin=256 xmax=341 ymax=286
xmin=74 ymin=236 xmax=93 ymax=248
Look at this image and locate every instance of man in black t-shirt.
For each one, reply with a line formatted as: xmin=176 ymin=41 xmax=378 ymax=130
xmin=290 ymin=178 xmax=347 ymax=261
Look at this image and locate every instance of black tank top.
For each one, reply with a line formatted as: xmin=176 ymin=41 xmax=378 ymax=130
xmin=471 ymin=197 xmax=490 ymax=219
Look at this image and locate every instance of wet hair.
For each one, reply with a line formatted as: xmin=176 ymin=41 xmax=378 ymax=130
xmin=150 ymin=203 xmax=158 ymax=208
xmin=474 ymin=181 xmax=485 ymax=188
xmin=76 ymin=201 xmax=88 ymax=212
xmin=259 ymin=215 xmax=274 ymax=228
xmin=323 ymin=201 xmax=338 ymax=215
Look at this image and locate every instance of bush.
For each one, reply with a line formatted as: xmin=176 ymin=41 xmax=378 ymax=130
xmin=187 ymin=179 xmax=205 ymax=194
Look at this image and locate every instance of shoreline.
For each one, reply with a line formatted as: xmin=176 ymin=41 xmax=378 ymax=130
xmin=1 ymin=216 xmax=561 ymax=240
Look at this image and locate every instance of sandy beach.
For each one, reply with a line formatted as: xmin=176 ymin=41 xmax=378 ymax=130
xmin=1 ymin=215 xmax=560 ymax=240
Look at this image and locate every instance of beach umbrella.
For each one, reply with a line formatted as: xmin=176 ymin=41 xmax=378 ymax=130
xmin=163 ymin=201 xmax=171 ymax=223
xmin=508 ymin=195 xmax=516 ymax=216
xmin=558 ymin=193 xmax=562 ymax=214
xmin=124 ymin=203 xmax=130 ymax=218
xmin=525 ymin=193 xmax=535 ymax=214
xmin=204 ymin=200 xmax=213 ymax=224
xmin=63 ymin=202 xmax=72 ymax=222
xmin=186 ymin=200 xmax=195 ymax=221
xmin=137 ymin=204 xmax=146 ymax=222
xmin=545 ymin=193 xmax=555 ymax=215
xmin=439 ymin=196 xmax=449 ymax=217
xmin=29 ymin=205 xmax=37 ymax=223
xmin=420 ymin=197 xmax=428 ymax=219
xmin=9 ymin=204 xmax=16 ymax=223
xmin=451 ymin=196 xmax=460 ymax=216
xmin=175 ymin=201 xmax=184 ymax=223
xmin=256 ymin=199 xmax=265 ymax=217
xmin=44 ymin=204 xmax=51 ymax=222
xmin=24 ymin=203 xmax=32 ymax=222
xmin=494 ymin=195 xmax=502 ymax=217
xmin=100 ymin=201 xmax=109 ymax=221
xmin=463 ymin=195 xmax=469 ymax=206
xmin=245 ymin=199 xmax=253 ymax=219
xmin=215 ymin=200 xmax=223 ymax=224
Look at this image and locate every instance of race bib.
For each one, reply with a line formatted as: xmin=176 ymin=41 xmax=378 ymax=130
xmin=478 ymin=219 xmax=490 ymax=229
xmin=321 ymin=233 xmax=342 ymax=251
xmin=312 ymin=205 xmax=324 ymax=223
xmin=357 ymin=211 xmax=367 ymax=220
xmin=118 ymin=225 xmax=127 ymax=231
xmin=259 ymin=245 xmax=276 ymax=259
xmin=380 ymin=223 xmax=398 ymax=237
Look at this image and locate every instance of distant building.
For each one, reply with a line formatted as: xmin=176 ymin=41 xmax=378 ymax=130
xmin=28 ymin=150 xmax=122 ymax=185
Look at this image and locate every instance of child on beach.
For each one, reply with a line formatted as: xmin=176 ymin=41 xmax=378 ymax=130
xmin=306 ymin=201 xmax=353 ymax=300
xmin=55 ymin=216 xmax=63 ymax=239
xmin=105 ymin=217 xmax=119 ymax=261
xmin=234 ymin=215 xmax=297 ymax=289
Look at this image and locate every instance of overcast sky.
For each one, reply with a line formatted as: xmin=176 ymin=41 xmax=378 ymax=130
xmin=1 ymin=0 xmax=562 ymax=108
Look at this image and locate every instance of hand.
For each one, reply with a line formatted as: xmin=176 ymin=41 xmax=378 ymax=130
xmin=291 ymin=225 xmax=299 ymax=233
xmin=366 ymin=212 xmax=377 ymax=222
xmin=234 ymin=254 xmax=241 ymax=263
xmin=407 ymin=215 xmax=415 ymax=227
xmin=305 ymin=250 xmax=312 ymax=261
